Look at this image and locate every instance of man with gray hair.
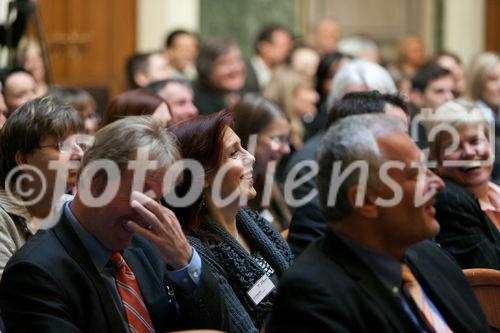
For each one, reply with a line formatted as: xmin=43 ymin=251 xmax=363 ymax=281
xmin=286 ymin=91 xmax=409 ymax=256
xmin=0 ymin=116 xmax=230 ymax=332
xmin=268 ymin=114 xmax=490 ymax=332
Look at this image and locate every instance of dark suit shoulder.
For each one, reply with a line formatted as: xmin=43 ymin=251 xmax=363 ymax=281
xmin=4 ymin=228 xmax=69 ymax=271
xmin=406 ymin=240 xmax=491 ymax=333
xmin=436 ymin=179 xmax=477 ymax=207
xmin=269 ymin=238 xmax=393 ymax=333
xmin=434 ymin=179 xmax=500 ymax=269
xmin=284 ymin=133 xmax=322 ymax=175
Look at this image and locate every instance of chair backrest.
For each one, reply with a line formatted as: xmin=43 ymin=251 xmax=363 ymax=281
xmin=462 ymin=268 xmax=500 ymax=329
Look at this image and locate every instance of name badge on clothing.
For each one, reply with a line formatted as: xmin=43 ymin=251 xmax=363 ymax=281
xmin=247 ymin=274 xmax=276 ymax=305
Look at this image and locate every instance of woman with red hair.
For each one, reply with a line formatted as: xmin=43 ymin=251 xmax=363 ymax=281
xmin=100 ymin=89 xmax=171 ymax=128
xmin=170 ymin=110 xmax=293 ymax=332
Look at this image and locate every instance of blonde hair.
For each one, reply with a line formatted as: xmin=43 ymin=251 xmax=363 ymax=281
xmin=425 ymin=99 xmax=490 ymax=161
xmin=16 ymin=38 xmax=40 ymax=65
xmin=263 ymin=66 xmax=312 ymax=149
xmin=466 ymin=52 xmax=500 ymax=101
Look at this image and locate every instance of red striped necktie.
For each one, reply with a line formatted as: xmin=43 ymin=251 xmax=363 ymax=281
xmin=109 ymin=252 xmax=155 ymax=333
xmin=401 ymin=263 xmax=453 ymax=333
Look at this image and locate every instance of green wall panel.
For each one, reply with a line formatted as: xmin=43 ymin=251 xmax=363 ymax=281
xmin=200 ymin=0 xmax=298 ymax=59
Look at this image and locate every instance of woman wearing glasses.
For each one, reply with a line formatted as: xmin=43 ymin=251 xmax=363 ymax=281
xmin=0 ymin=96 xmax=85 ymax=275
xmin=231 ymin=94 xmax=292 ymax=231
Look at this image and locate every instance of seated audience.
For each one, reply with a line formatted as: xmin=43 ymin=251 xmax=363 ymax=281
xmin=326 ymin=59 xmax=397 ymax=109
xmin=171 ymin=110 xmax=294 ymax=332
xmin=410 ymin=63 xmax=455 ymax=112
xmin=467 ymin=52 xmax=500 ymax=181
xmin=194 ymin=36 xmax=246 ymax=115
xmin=146 ymin=78 xmax=198 ymax=125
xmin=125 ymin=51 xmax=173 ymax=89
xmin=16 ymin=38 xmax=48 ymax=96
xmin=468 ymin=52 xmax=500 ymax=120
xmin=432 ymin=50 xmax=466 ymax=97
xmin=307 ymin=51 xmax=350 ymax=141
xmin=264 ymin=66 xmax=319 ymax=150
xmin=0 ymin=96 xmax=84 ymax=274
xmin=288 ymin=44 xmax=320 ymax=78
xmin=409 ymin=63 xmax=455 ymax=149
xmin=232 ymin=93 xmax=292 ymax=230
xmin=100 ymin=89 xmax=171 ymax=128
xmin=0 ymin=116 xmax=231 ymax=332
xmin=387 ymin=34 xmax=427 ymax=94
xmin=267 ymin=114 xmax=490 ymax=332
xmin=245 ymin=24 xmax=293 ymax=92
xmin=164 ymin=29 xmax=198 ymax=81
xmin=427 ymin=100 xmax=500 ymax=269
xmin=1 ymin=67 xmax=39 ymax=117
xmin=337 ymin=35 xmax=380 ymax=63
xmin=287 ymin=91 xmax=409 ymax=256
xmin=287 ymin=62 xmax=398 ymax=255
xmin=49 ymin=86 xmax=99 ymax=134
xmin=309 ymin=18 xmax=340 ymax=55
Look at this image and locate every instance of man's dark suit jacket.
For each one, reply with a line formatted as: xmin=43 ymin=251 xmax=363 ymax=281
xmin=435 ymin=178 xmax=500 ymax=269
xmin=267 ymin=229 xmax=490 ymax=333
xmin=244 ymin=60 xmax=260 ymax=93
xmin=0 ymin=212 xmax=231 ymax=333
xmin=285 ymin=133 xmax=327 ymax=256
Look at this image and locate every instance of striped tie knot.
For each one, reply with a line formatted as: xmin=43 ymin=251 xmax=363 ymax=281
xmin=109 ymin=252 xmax=126 ymax=270
xmin=402 ymin=263 xmax=418 ymax=285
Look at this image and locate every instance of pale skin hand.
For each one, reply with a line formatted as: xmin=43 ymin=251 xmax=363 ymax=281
xmin=128 ymin=191 xmax=193 ymax=270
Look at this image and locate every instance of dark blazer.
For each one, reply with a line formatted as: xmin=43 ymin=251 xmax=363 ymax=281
xmin=267 ymin=229 xmax=490 ymax=333
xmin=434 ymin=178 xmax=500 ymax=270
xmin=0 ymin=212 xmax=231 ymax=333
xmin=243 ymin=60 xmax=260 ymax=93
xmin=285 ymin=133 xmax=327 ymax=257
xmin=193 ymin=84 xmax=227 ymax=115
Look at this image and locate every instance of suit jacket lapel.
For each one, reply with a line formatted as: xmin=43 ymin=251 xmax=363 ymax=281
xmin=123 ymin=246 xmax=163 ymax=304
xmin=405 ymin=245 xmax=472 ymax=333
xmin=322 ymin=230 xmax=420 ymax=333
xmin=53 ymin=212 xmax=126 ymax=333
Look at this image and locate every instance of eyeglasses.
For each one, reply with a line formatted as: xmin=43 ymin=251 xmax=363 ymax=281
xmin=39 ymin=135 xmax=93 ymax=153
xmin=267 ymin=134 xmax=290 ymax=146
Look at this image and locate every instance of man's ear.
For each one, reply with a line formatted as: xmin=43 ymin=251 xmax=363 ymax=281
xmin=347 ymin=185 xmax=379 ymax=219
xmin=14 ymin=151 xmax=26 ymax=166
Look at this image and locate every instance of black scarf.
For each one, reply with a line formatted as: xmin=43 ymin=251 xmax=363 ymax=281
xmin=201 ymin=209 xmax=293 ymax=327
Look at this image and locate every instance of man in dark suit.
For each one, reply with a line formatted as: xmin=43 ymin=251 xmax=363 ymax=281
xmin=0 ymin=116 xmax=230 ymax=332
xmin=268 ymin=114 xmax=490 ymax=332
xmin=244 ymin=24 xmax=293 ymax=92
xmin=287 ymin=91 xmax=409 ymax=256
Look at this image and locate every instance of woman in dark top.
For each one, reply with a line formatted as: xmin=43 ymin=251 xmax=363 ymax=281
xmin=171 ymin=110 xmax=293 ymax=332
xmin=428 ymin=100 xmax=500 ymax=269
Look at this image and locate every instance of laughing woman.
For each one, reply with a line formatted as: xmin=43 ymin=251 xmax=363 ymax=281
xmin=428 ymin=100 xmax=500 ymax=269
xmin=171 ymin=110 xmax=293 ymax=332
